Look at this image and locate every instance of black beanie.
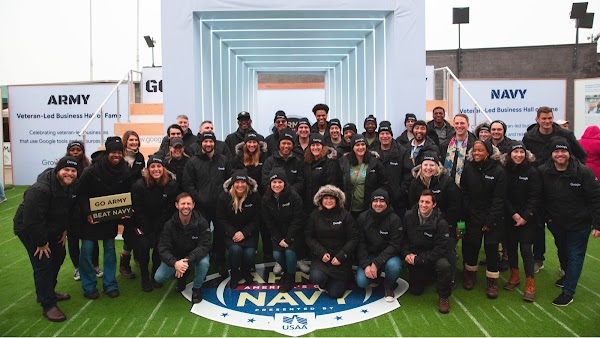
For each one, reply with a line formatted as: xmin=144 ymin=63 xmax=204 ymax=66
xmin=55 ymin=156 xmax=78 ymax=172
xmin=309 ymin=133 xmax=324 ymax=146
xmin=230 ymin=169 xmax=249 ymax=184
xmin=268 ymin=167 xmax=288 ymax=185
xmin=550 ymin=137 xmax=571 ymax=154
xmin=378 ymin=124 xmax=393 ymax=136
xmin=490 ymin=120 xmax=507 ymax=135
xmin=343 ymin=123 xmax=357 ymax=134
xmin=364 ymin=115 xmax=377 ymax=127
xmin=67 ymin=140 xmax=85 ymax=153
xmin=147 ymin=156 xmax=164 ymax=168
xmin=371 ymin=188 xmax=389 ymax=204
xmin=105 ymin=136 xmax=123 ymax=153
xmin=413 ymin=120 xmax=428 ymax=131
xmin=244 ymin=132 xmax=259 ymax=143
xmin=199 ymin=132 xmax=216 ymax=143
xmin=350 ymin=134 xmax=366 ymax=148
xmin=404 ymin=114 xmax=417 ymax=124
xmin=297 ymin=118 xmax=311 ymax=128
xmin=509 ymin=141 xmax=526 ymax=154
xmin=475 ymin=140 xmax=494 ymax=156
xmin=418 ymin=150 xmax=439 ymax=166
xmin=330 ymin=118 xmax=341 ymax=129
xmin=274 ymin=110 xmax=287 ymax=122
xmin=279 ymin=128 xmax=296 ymax=145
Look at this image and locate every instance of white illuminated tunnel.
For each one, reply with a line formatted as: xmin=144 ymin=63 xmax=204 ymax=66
xmin=162 ymin=0 xmax=425 ymax=137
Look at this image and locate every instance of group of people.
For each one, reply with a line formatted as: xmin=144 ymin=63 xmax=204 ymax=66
xmin=14 ymin=103 xmax=600 ymax=323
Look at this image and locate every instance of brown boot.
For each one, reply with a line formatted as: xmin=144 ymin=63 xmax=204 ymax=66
xmin=523 ymin=277 xmax=535 ymax=302
xmin=438 ymin=297 xmax=450 ymax=314
xmin=504 ymin=268 xmax=521 ymax=291
xmin=463 ymin=267 xmax=477 ymax=290
xmin=486 ymin=277 xmax=498 ymax=299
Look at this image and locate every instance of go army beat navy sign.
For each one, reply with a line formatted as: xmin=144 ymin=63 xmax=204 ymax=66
xmin=183 ymin=263 xmax=408 ymax=336
xmin=89 ymin=193 xmax=133 ymax=222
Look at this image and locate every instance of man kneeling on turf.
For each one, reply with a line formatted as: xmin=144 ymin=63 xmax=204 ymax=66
xmin=355 ymin=189 xmax=403 ymax=302
xmin=401 ymin=190 xmax=453 ymax=314
xmin=156 ymin=192 xmax=212 ymax=303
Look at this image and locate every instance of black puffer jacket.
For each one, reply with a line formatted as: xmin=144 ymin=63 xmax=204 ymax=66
xmin=125 ymin=150 xmax=145 ymax=183
xmin=355 ymin=207 xmax=403 ymax=270
xmin=264 ymin=132 xmax=281 ymax=157
xmin=14 ymin=168 xmax=78 ymax=247
xmin=401 ymin=207 xmax=450 ymax=266
xmin=216 ymin=177 xmax=261 ymax=248
xmin=493 ymin=136 xmax=514 ymax=154
xmin=225 ymin=127 xmax=257 ymax=155
xmin=501 ymin=151 xmax=541 ymax=240
xmin=164 ymin=155 xmax=189 ymax=190
xmin=158 ymin=210 xmax=212 ymax=267
xmin=188 ymin=139 xmax=233 ymax=160
xmin=460 ymin=149 xmax=507 ymax=243
xmin=230 ymin=141 xmax=269 ymax=195
xmin=539 ymin=158 xmax=600 ymax=232
xmin=339 ymin=152 xmax=390 ymax=211
xmin=408 ymin=165 xmax=461 ymax=231
xmin=523 ymin=123 xmax=587 ymax=165
xmin=77 ymin=156 xmax=133 ymax=240
xmin=427 ymin=119 xmax=455 ymax=147
xmin=131 ymin=175 xmax=179 ymax=240
xmin=306 ymin=199 xmax=359 ymax=281
xmin=262 ymin=151 xmax=305 ymax=195
xmin=182 ymin=151 xmax=231 ymax=211
xmin=262 ymin=186 xmax=305 ymax=250
xmin=371 ymin=141 xmax=412 ymax=210
xmin=303 ymin=147 xmax=343 ymax=212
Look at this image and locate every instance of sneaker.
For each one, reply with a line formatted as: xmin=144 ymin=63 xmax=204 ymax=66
xmin=555 ymin=277 xmax=564 ymax=288
xmin=106 ymin=290 xmax=120 ymax=298
xmin=559 ymin=268 xmax=566 ymax=278
xmin=0 ymin=197 xmax=7 ymax=203
xmin=439 ymin=297 xmax=450 ymax=314
xmin=297 ymin=260 xmax=310 ymax=274
xmin=273 ymin=262 xmax=283 ymax=275
xmin=73 ymin=268 xmax=81 ymax=281
xmin=384 ymin=287 xmax=395 ymax=302
xmin=176 ymin=277 xmax=187 ymax=292
xmin=93 ymin=266 xmax=104 ymax=278
xmin=317 ymin=284 xmax=328 ymax=293
xmin=552 ymin=292 xmax=573 ymax=307
xmin=192 ymin=287 xmax=203 ymax=304
xmin=533 ymin=260 xmax=544 ymax=274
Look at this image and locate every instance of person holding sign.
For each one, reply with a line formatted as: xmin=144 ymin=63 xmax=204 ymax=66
xmin=131 ymin=156 xmax=179 ymax=292
xmin=77 ymin=136 xmax=134 ymax=299
xmin=14 ymin=156 xmax=79 ymax=322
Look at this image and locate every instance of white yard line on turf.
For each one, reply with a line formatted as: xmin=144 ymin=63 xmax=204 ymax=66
xmin=124 ymin=319 xmax=135 ymax=334
xmin=572 ymin=308 xmax=590 ymax=320
xmin=555 ymin=307 xmax=574 ymax=321
xmin=520 ymin=305 xmax=543 ymax=321
xmin=577 ymin=282 xmax=600 ymax=299
xmin=402 ymin=310 xmax=412 ymax=325
xmin=476 ymin=306 xmax=494 ymax=323
xmin=387 ymin=312 xmax=402 ymax=337
xmin=0 ymin=256 xmax=28 ymax=274
xmin=89 ymin=318 xmax=106 ymax=336
xmin=507 ymin=307 xmax=526 ymax=322
xmin=222 ymin=324 xmax=229 ymax=337
xmin=491 ymin=305 xmax=510 ymax=323
xmin=2 ymin=319 xmax=25 ymax=337
xmin=137 ymin=282 xmax=174 ymax=337
xmin=207 ymin=321 xmax=214 ymax=334
xmin=419 ymin=312 xmax=430 ymax=326
xmin=52 ymin=300 xmax=93 ymax=337
xmin=157 ymin=317 xmax=168 ymax=335
xmin=190 ymin=317 xmax=199 ymax=334
xmin=21 ymin=318 xmax=42 ymax=336
xmin=105 ymin=317 xmax=122 ymax=336
xmin=0 ymin=290 xmax=33 ymax=316
xmin=374 ymin=316 xmax=381 ymax=327
xmin=174 ymin=317 xmax=184 ymax=335
xmin=499 ymin=275 xmax=579 ymax=337
xmin=0 ymin=236 xmax=16 ymax=246
xmin=451 ymin=296 xmax=490 ymax=337
xmin=72 ymin=318 xmax=90 ymax=336
xmin=36 ymin=323 xmax=52 ymax=337
xmin=585 ymin=254 xmax=600 ymax=263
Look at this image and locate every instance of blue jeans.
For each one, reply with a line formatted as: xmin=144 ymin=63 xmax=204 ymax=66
xmin=80 ymin=239 xmax=117 ymax=295
xmin=228 ymin=245 xmax=256 ymax=273
xmin=356 ymin=256 xmax=401 ymax=289
xmin=548 ymin=224 xmax=591 ymax=295
xmin=0 ymin=183 xmax=5 ymax=199
xmin=19 ymin=234 xmax=66 ymax=311
xmin=154 ymin=255 xmax=210 ymax=288
xmin=273 ymin=249 xmax=297 ymax=274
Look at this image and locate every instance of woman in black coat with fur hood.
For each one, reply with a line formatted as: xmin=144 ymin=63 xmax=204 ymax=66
xmin=216 ymin=170 xmax=261 ymax=287
xmin=306 ymin=185 xmax=359 ymax=299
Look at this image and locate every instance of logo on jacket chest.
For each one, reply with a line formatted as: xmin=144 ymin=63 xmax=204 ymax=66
xmin=431 ymin=189 xmax=441 ymax=194
xmin=484 ymin=175 xmax=495 ymax=180
xmin=332 ymin=221 xmax=342 ymax=225
xmin=518 ymin=176 xmax=529 ymax=181
xmin=389 ymin=162 xmax=399 ymax=166
xmin=570 ymin=182 xmax=581 ymax=187
xmin=290 ymin=170 xmax=298 ymax=174
xmin=191 ymin=236 xmax=199 ymax=240
xmin=218 ymin=167 xmax=225 ymax=171
xmin=423 ymin=232 xmax=433 ymax=237
xmin=281 ymin=202 xmax=290 ymax=208
xmin=379 ymin=230 xmax=389 ymax=235
xmin=244 ymin=203 xmax=254 ymax=208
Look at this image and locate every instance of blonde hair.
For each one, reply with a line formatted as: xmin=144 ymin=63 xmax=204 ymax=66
xmin=418 ymin=162 xmax=442 ymax=183
xmin=229 ymin=183 xmax=249 ymax=214
xmin=243 ymin=143 xmax=261 ymax=167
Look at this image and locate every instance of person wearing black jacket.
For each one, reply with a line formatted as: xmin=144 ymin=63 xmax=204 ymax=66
xmin=427 ymin=106 xmax=455 ymax=148
xmin=265 ymin=110 xmax=289 ymax=157
xmin=225 ymin=111 xmax=257 ymax=155
xmin=355 ymin=189 xmax=402 ymax=303
xmin=216 ymin=170 xmax=261 ymax=287
xmin=157 ymin=121 xmax=198 ymax=157
xmin=440 ymin=114 xmax=477 ymax=186
xmin=339 ymin=134 xmax=390 ymax=219
xmin=294 ymin=118 xmax=312 ymax=158
xmin=262 ymin=128 xmax=305 ymax=195
xmin=311 ymin=103 xmax=330 ymax=137
xmin=163 ymin=137 xmax=190 ymax=191
xmin=306 ymin=185 xmax=359 ymax=299
xmin=460 ymin=140 xmax=507 ymax=299
xmin=523 ymin=106 xmax=587 ymax=273
xmin=396 ymin=113 xmax=417 ymax=147
xmin=77 ymin=136 xmax=133 ymax=300
xmin=407 ymin=120 xmax=440 ymax=166
xmin=324 ymin=118 xmax=343 ymax=149
xmin=371 ymin=124 xmax=412 ymax=217
xmin=490 ymin=120 xmax=514 ymax=154
xmin=303 ymin=133 xmax=343 ymax=212
xmin=194 ymin=120 xmax=233 ymax=160
xmin=14 ymin=156 xmax=79 ymax=322
xmin=401 ymin=190 xmax=453 ymax=314
xmin=131 ymin=156 xmax=179 ymax=292
xmin=408 ymin=151 xmax=461 ymax=285
xmin=500 ymin=142 xmax=541 ymax=302
xmin=156 ymin=193 xmax=212 ymax=304
xmin=539 ymin=139 xmax=600 ymax=307
xmin=336 ymin=123 xmax=357 ymax=157
xmin=182 ymin=132 xmax=232 ymax=278
xmin=262 ymin=169 xmax=305 ymax=292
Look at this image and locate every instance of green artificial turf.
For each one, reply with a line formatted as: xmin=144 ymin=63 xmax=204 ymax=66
xmin=1 ymin=185 xmax=599 ymax=337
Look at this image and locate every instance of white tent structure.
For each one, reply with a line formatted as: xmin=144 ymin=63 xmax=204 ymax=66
xmin=161 ymin=0 xmax=425 ymax=136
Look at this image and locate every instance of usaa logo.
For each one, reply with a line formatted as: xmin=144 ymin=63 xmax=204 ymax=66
xmin=182 ymin=263 xmax=408 ymax=336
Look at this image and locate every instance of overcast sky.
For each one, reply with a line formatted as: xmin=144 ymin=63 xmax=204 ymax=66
xmin=0 ymin=0 xmax=598 ymax=85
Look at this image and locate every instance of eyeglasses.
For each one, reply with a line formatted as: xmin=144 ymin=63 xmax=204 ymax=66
xmin=275 ymin=120 xmax=287 ymax=124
